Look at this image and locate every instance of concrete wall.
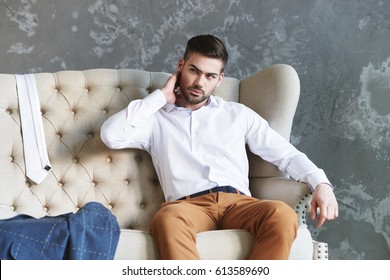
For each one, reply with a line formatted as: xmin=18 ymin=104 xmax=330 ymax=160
xmin=1 ymin=0 xmax=389 ymax=259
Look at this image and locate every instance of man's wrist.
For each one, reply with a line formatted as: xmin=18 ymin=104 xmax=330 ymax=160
xmin=310 ymin=182 xmax=334 ymax=192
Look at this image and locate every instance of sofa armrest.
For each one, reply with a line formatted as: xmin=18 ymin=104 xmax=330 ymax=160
xmin=249 ymin=177 xmax=312 ymax=226
xmin=312 ymin=241 xmax=329 ymax=260
xmin=239 ymin=64 xmax=301 ymax=179
xmin=239 ymin=64 xmax=300 ymax=140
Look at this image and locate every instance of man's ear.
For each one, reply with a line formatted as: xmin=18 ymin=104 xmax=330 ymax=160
xmin=216 ymin=72 xmax=224 ymax=87
xmin=177 ymin=58 xmax=185 ymax=71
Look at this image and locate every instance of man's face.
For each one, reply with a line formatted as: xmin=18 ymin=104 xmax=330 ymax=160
xmin=176 ymin=52 xmax=224 ymax=110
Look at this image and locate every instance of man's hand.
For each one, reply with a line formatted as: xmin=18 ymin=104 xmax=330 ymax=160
xmin=161 ymin=72 xmax=180 ymax=105
xmin=310 ymin=183 xmax=338 ymax=227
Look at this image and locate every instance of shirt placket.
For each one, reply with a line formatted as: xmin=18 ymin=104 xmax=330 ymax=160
xmin=190 ymin=110 xmax=215 ymax=184
xmin=190 ymin=111 xmax=200 ymax=153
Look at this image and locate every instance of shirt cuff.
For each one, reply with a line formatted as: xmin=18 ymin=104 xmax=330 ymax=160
xmin=143 ymin=89 xmax=167 ymax=111
xmin=306 ymin=170 xmax=333 ymax=192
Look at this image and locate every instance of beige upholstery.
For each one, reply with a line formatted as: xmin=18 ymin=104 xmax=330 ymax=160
xmin=0 ymin=64 xmax=328 ymax=259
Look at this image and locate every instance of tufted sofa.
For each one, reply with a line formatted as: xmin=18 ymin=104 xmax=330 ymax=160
xmin=0 ymin=64 xmax=328 ymax=260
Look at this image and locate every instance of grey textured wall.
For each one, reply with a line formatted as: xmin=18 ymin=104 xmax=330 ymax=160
xmin=1 ymin=0 xmax=389 ymax=259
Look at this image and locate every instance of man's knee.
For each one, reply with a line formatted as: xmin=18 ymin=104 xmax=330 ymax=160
xmin=274 ymin=200 xmax=297 ymax=217
xmin=150 ymin=203 xmax=186 ymax=233
xmin=263 ymin=200 xmax=298 ymax=229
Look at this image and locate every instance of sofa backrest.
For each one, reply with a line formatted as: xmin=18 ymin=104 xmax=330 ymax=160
xmin=0 ymin=69 xmax=241 ymax=230
xmin=0 ymin=65 xmax=300 ymax=230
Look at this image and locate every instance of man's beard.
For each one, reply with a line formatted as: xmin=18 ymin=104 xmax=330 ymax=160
xmin=180 ymin=86 xmax=212 ymax=105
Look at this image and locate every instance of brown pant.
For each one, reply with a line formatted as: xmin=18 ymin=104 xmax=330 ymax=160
xmin=150 ymin=192 xmax=298 ymax=260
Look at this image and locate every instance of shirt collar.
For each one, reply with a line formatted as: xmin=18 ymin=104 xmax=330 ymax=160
xmin=163 ymin=95 xmax=220 ymax=112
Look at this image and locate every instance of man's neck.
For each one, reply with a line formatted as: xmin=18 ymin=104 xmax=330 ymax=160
xmin=175 ymin=97 xmax=210 ymax=111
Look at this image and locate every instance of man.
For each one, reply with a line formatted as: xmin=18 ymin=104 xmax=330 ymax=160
xmin=100 ymin=34 xmax=338 ymax=260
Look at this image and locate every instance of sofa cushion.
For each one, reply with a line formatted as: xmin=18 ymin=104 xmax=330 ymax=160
xmin=114 ymin=226 xmax=313 ymax=260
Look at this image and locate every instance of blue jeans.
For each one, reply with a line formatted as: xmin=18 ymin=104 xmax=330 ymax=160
xmin=0 ymin=202 xmax=120 ymax=260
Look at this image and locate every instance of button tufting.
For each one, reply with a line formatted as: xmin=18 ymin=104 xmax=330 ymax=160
xmin=108 ymin=204 xmax=113 ymax=209
xmin=102 ymin=109 xmax=108 ymax=115
xmin=134 ymin=155 xmax=142 ymax=162
xmin=139 ymin=202 xmax=147 ymax=209
xmin=6 ymin=108 xmax=12 ymax=114
xmin=85 ymin=88 xmax=90 ymax=93
xmin=25 ymin=181 xmax=31 ymax=187
xmin=124 ymin=179 xmax=129 ymax=185
xmin=91 ymin=181 xmax=96 ymax=187
xmin=43 ymin=207 xmax=48 ymax=212
xmin=9 ymin=156 xmax=14 ymax=162
xmin=73 ymin=157 xmax=79 ymax=163
xmin=106 ymin=157 xmax=112 ymax=163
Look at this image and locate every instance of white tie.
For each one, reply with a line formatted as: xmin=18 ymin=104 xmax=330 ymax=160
xmin=15 ymin=74 xmax=51 ymax=184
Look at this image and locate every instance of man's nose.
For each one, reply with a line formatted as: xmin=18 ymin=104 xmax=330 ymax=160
xmin=194 ymin=75 xmax=205 ymax=87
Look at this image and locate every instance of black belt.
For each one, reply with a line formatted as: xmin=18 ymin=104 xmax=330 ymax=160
xmin=179 ymin=186 xmax=244 ymax=200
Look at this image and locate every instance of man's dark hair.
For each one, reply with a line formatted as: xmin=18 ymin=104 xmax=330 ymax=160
xmin=183 ymin=34 xmax=229 ymax=71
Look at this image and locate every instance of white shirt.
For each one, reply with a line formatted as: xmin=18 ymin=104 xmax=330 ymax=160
xmin=100 ymin=90 xmax=331 ymax=201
